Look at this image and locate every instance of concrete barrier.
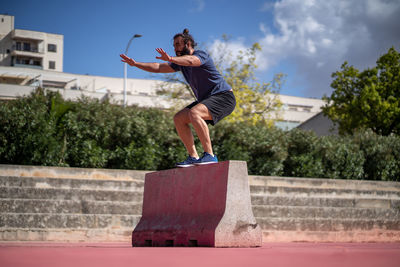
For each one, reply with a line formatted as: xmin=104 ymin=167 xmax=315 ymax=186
xmin=132 ymin=161 xmax=262 ymax=247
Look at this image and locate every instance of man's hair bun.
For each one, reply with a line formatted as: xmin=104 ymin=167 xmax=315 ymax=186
xmin=173 ymin=28 xmax=197 ymax=48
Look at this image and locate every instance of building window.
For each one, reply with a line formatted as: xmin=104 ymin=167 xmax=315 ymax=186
xmin=48 ymin=44 xmax=57 ymax=52
xmin=16 ymin=42 xmax=22 ymax=51
xmin=23 ymin=42 xmax=31 ymax=51
xmin=49 ymin=61 xmax=56 ymax=70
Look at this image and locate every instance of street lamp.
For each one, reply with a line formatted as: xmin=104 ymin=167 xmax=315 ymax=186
xmin=124 ymin=34 xmax=142 ymax=107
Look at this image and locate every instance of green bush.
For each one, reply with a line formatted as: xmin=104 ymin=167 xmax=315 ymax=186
xmin=60 ymin=96 xmax=186 ymax=170
xmin=315 ymin=135 xmax=365 ymax=180
xmin=0 ymin=89 xmax=66 ymax=166
xmin=283 ymin=129 xmax=324 ymax=178
xmin=1 ymin=88 xmax=399 ymax=181
xmin=211 ymin=122 xmax=287 ymax=176
xmin=354 ymin=130 xmax=400 ymax=181
xmin=283 ymin=129 xmax=366 ymax=179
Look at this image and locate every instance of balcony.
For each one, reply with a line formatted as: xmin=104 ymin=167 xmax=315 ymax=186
xmin=12 ymin=44 xmax=44 ymax=53
xmin=11 ymin=29 xmax=45 ymax=41
xmin=12 ymin=63 xmax=43 ymax=70
xmin=12 ymin=56 xmax=43 ymax=70
xmin=11 ymin=45 xmax=44 ymax=57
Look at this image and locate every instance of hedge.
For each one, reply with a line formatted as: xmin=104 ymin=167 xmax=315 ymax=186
xmin=0 ymin=88 xmax=399 ymax=181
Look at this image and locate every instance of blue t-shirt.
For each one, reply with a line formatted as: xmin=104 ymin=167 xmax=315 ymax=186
xmin=169 ymin=50 xmax=231 ymax=102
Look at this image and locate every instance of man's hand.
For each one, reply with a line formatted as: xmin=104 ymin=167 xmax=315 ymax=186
xmin=120 ymin=54 xmax=136 ymax=66
xmin=155 ymin=48 xmax=172 ymax=62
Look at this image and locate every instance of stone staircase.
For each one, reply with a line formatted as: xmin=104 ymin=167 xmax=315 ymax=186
xmin=0 ymin=165 xmax=147 ymax=242
xmin=250 ymin=175 xmax=400 ymax=242
xmin=0 ymin=164 xmax=399 ymax=243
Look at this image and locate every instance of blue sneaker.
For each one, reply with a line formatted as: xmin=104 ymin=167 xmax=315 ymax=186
xmin=176 ymin=156 xmax=199 ymax=168
xmin=194 ymin=152 xmax=218 ymax=165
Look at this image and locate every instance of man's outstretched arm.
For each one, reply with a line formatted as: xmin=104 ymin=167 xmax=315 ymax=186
xmin=156 ymin=48 xmax=201 ymax=67
xmin=120 ymin=54 xmax=176 ymax=73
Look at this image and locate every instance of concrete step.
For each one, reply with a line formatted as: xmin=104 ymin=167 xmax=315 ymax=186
xmin=256 ymin=217 xmax=400 ymax=231
xmin=0 ymin=187 xmax=143 ymax=202
xmin=250 ymin=195 xmax=400 ymax=209
xmin=0 ymin=199 xmax=142 ymax=215
xmin=249 ymin=175 xmax=400 ymax=192
xmin=1 ymin=164 xmax=399 ymax=243
xmin=0 ymin=164 xmax=149 ymax=181
xmin=250 ymin=185 xmax=400 ymax=199
xmin=261 ymin=230 xmax=400 ymax=243
xmin=0 ymin=213 xmax=141 ymax=229
xmin=0 ymin=176 xmax=144 ymax=191
xmin=252 ymin=205 xmax=400 ymax=220
xmin=2 ymin=227 xmax=399 ymax=243
xmin=0 ymin=228 xmax=133 ymax=242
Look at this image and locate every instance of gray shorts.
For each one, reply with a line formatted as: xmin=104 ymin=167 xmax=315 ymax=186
xmin=186 ymin=90 xmax=236 ymax=126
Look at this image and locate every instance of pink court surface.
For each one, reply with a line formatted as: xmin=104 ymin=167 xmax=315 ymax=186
xmin=0 ymin=242 xmax=399 ymax=267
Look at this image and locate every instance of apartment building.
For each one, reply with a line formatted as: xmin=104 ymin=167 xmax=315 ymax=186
xmin=0 ymin=14 xmax=63 ymax=72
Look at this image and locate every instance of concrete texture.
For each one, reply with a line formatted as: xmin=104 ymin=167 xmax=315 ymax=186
xmin=132 ymin=161 xmax=262 ymax=247
xmin=0 ymin=164 xmax=148 ymax=181
xmin=1 ymin=163 xmax=400 ymax=243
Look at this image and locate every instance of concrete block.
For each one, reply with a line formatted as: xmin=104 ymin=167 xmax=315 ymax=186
xmin=132 ymin=161 xmax=262 ymax=247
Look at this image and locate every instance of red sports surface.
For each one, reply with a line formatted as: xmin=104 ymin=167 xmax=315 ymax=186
xmin=1 ymin=242 xmax=399 ymax=267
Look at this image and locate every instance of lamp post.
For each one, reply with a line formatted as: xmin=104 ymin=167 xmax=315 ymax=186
xmin=124 ymin=34 xmax=142 ymax=107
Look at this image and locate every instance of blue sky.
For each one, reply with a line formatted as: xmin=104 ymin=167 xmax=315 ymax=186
xmin=2 ymin=0 xmax=400 ymax=98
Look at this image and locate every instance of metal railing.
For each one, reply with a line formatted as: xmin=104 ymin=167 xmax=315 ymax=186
xmin=12 ymin=63 xmax=43 ymax=70
xmin=11 ymin=45 xmax=44 ymax=54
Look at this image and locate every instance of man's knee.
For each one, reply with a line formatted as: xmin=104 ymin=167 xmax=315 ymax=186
xmin=188 ymin=108 xmax=201 ymax=123
xmin=189 ymin=104 xmax=212 ymax=122
xmin=174 ymin=109 xmax=190 ymax=125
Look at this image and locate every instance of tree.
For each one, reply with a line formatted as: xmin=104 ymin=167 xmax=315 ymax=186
xmin=157 ymin=38 xmax=284 ymax=126
xmin=322 ymin=47 xmax=400 ymax=136
xmin=219 ymin=42 xmax=284 ymax=126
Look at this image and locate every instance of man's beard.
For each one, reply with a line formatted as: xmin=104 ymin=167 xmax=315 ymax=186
xmin=175 ymin=46 xmax=191 ymax=56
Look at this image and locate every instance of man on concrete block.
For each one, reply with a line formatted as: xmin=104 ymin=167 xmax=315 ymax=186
xmin=120 ymin=28 xmax=236 ymax=167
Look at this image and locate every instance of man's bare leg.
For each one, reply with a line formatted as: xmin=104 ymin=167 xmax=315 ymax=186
xmin=188 ymin=104 xmax=214 ymax=156
xmin=173 ymin=108 xmax=199 ymax=158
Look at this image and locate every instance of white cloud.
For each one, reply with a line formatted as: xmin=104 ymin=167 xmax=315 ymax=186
xmin=212 ymin=0 xmax=400 ymax=97
xmin=190 ymin=0 xmax=205 ymax=12
xmin=262 ymin=0 xmax=400 ymax=97
xmin=208 ymin=38 xmax=248 ymax=65
xmin=260 ymin=1 xmax=274 ymax=12
xmin=366 ymin=0 xmax=399 ymax=17
xmin=259 ymin=23 xmax=268 ymax=35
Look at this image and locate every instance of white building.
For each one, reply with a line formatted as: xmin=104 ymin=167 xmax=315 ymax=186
xmin=0 ymin=14 xmax=325 ymax=130
xmin=276 ymin=94 xmax=325 ymax=129
xmin=0 ymin=14 xmax=63 ymax=72
xmin=297 ymin=112 xmax=339 ymax=136
xmin=0 ymin=65 xmax=172 ymax=109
